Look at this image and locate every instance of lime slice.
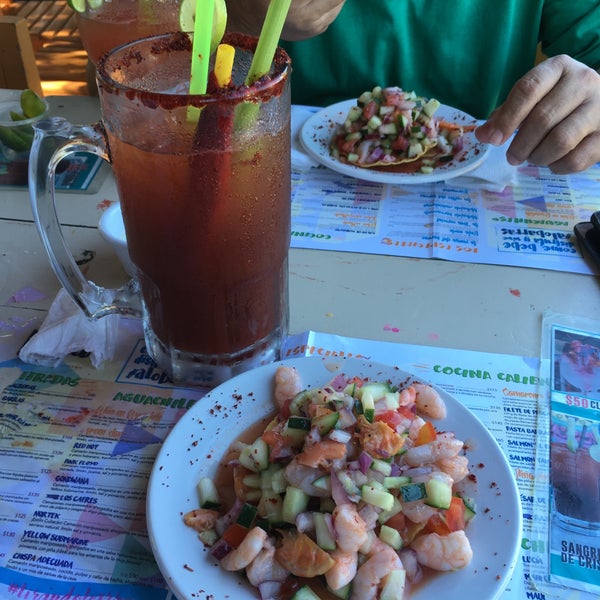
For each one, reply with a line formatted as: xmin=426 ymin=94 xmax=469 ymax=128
xmin=67 ymin=0 xmax=103 ymax=11
xmin=20 ymin=89 xmax=47 ymax=119
xmin=67 ymin=0 xmax=87 ymax=11
xmin=179 ymin=0 xmax=227 ymax=54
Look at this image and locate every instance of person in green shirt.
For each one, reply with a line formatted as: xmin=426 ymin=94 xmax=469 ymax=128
xmin=226 ymin=0 xmax=600 ymax=174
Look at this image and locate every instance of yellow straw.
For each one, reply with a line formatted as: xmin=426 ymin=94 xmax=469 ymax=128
xmin=214 ymin=44 xmax=235 ymax=87
xmin=190 ymin=0 xmax=215 ymax=95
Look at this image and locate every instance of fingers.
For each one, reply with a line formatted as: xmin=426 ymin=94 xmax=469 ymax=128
xmin=476 ymin=56 xmax=600 ymax=174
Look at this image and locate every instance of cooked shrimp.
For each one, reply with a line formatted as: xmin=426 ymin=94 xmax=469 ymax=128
xmin=284 ymin=458 xmax=329 ymax=496
xmin=324 ymin=549 xmax=358 ymax=591
xmin=413 ymin=383 xmax=447 ymax=419
xmin=183 ymin=508 xmax=219 ymax=533
xmin=274 ymin=366 xmax=302 ymax=409
xmin=333 ymin=503 xmax=368 ymax=553
xmin=246 ymin=539 xmax=289 ymax=586
xmin=355 ymin=416 xmax=405 ymax=459
xmin=220 ymin=526 xmax=268 ymax=571
xmin=296 ymin=440 xmax=347 ymax=468
xmin=436 ymin=454 xmax=469 ymax=483
xmin=398 ymin=385 xmax=416 ymax=406
xmin=403 ymin=435 xmax=464 ymax=467
xmin=401 ymin=500 xmax=438 ymax=524
xmin=350 ymin=544 xmax=404 ymax=600
xmin=412 ymin=530 xmax=473 ymax=571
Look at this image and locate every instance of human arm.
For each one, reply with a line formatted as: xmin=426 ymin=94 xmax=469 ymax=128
xmin=225 ymin=0 xmax=346 ymax=41
xmin=475 ymin=55 xmax=600 ymax=174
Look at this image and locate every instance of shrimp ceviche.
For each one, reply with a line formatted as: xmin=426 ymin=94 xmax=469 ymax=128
xmin=184 ymin=366 xmax=476 ymax=600
xmin=330 ymin=86 xmax=472 ymax=173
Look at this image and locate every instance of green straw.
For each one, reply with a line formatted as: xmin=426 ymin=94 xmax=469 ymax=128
xmin=190 ymin=0 xmax=215 ymax=95
xmin=245 ymin=0 xmax=292 ymax=85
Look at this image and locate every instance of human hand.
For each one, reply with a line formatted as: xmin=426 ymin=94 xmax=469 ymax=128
xmin=226 ymin=0 xmax=346 ymax=41
xmin=476 ymin=55 xmax=600 ymax=174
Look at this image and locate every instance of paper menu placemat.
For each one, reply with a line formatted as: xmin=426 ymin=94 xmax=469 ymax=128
xmin=290 ymin=124 xmax=600 ymax=275
xmin=0 ymin=325 xmax=596 ymax=599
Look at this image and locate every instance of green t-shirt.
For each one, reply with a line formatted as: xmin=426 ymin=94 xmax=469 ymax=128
xmin=282 ymin=0 xmax=600 ymax=118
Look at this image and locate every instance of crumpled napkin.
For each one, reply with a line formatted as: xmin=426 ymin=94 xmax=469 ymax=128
xmin=291 ymin=105 xmax=518 ymax=191
xmin=19 ymin=288 xmax=119 ymax=369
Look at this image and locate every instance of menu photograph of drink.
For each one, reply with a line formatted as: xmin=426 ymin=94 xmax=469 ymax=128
xmin=533 ymin=314 xmax=600 ymax=597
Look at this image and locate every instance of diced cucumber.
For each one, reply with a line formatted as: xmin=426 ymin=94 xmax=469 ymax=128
xmin=238 ymin=437 xmax=270 ymax=472
xmin=197 ymin=477 xmax=220 ymax=509
xmin=425 ymin=478 xmax=452 ymax=509
xmin=283 ymin=418 xmax=309 ymax=447
xmin=379 ymin=524 xmax=403 ymax=550
xmin=361 ymin=484 xmax=394 ymax=511
xmin=383 ymin=475 xmax=411 ymax=489
xmin=258 ymin=490 xmax=283 ymax=522
xmin=357 ymin=91 xmax=373 ymax=105
xmin=313 ymin=512 xmax=336 ymax=551
xmin=243 ymin=473 xmax=262 ymax=488
xmin=236 ymin=502 xmax=258 ymax=528
xmin=367 ymin=115 xmax=383 ymax=130
xmin=270 ymin=468 xmax=288 ymax=494
xmin=371 ymin=458 xmax=392 ymax=476
xmin=379 ymin=122 xmax=397 ymax=135
xmin=384 ymin=392 xmax=400 ymax=410
xmin=343 ymin=382 xmax=357 ymax=397
xmin=346 ymin=105 xmax=362 ymax=122
xmin=288 ymin=416 xmax=311 ymax=430
xmin=408 ymin=141 xmax=424 ymax=158
xmin=361 ymin=389 xmax=376 ymax=423
xmin=313 ymin=475 xmax=332 ymax=493
xmin=291 ymin=585 xmax=321 ymax=600
xmin=399 ymin=482 xmax=427 ymax=503
xmin=361 ymin=382 xmax=392 ymax=400
xmin=198 ymin=528 xmax=219 ymax=546
xmin=344 ymin=131 xmax=362 ymax=141
xmin=380 ymin=569 xmax=406 ymax=600
xmin=420 ymin=166 xmax=434 ymax=174
xmin=461 ymin=494 xmax=477 ymax=521
xmin=422 ymin=98 xmax=441 ymax=117
xmin=259 ymin=463 xmax=282 ymax=491
xmin=289 ymin=390 xmax=310 ymax=416
xmin=378 ymin=496 xmax=403 ymax=524
xmin=347 ymin=152 xmax=359 ymax=163
xmin=282 ymin=486 xmax=309 ymax=524
xmin=336 ymin=471 xmax=360 ymax=497
xmin=312 ymin=411 xmax=339 ymax=435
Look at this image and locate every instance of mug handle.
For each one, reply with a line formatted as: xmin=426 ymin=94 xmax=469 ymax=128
xmin=29 ymin=116 xmax=142 ymax=319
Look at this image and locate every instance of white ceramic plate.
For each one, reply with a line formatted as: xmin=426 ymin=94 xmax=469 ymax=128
xmin=300 ymin=100 xmax=490 ymax=184
xmin=147 ymin=356 xmax=521 ymax=600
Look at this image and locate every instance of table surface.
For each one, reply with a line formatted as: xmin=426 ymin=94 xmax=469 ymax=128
xmin=1 ymin=94 xmax=599 ymax=362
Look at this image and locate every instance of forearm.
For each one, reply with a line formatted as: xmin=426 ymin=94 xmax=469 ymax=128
xmin=225 ymin=0 xmax=346 ymax=41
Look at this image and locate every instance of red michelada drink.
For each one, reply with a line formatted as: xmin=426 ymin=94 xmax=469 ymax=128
xmin=28 ymin=31 xmax=292 ymax=386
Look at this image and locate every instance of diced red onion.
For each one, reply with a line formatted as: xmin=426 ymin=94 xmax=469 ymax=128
xmin=358 ymin=451 xmax=373 ymax=474
xmin=328 ymin=429 xmax=352 ymax=444
xmin=295 ymin=511 xmax=315 ymax=533
xmin=337 ymin=407 xmax=356 ymax=429
xmin=258 ymin=580 xmax=284 ymax=600
xmin=210 ymin=538 xmax=233 ymax=561
xmin=329 ymin=373 xmax=348 ymax=391
xmin=330 ymin=471 xmax=350 ymax=505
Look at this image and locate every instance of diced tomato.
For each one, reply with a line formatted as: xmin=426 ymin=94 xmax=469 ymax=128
xmin=391 ymin=135 xmax=410 ymax=151
xmin=422 ymin=513 xmax=451 ymax=536
xmin=221 ymin=523 xmax=248 ymax=548
xmin=362 ymin=100 xmax=379 ymax=120
xmin=396 ymin=405 xmax=416 ymax=420
xmin=384 ymin=511 xmax=407 ymax=534
xmin=444 ymin=496 xmax=466 ymax=532
xmin=337 ymin=138 xmax=359 ymax=154
xmin=375 ymin=410 xmax=403 ymax=429
xmin=414 ymin=421 xmax=437 ymax=446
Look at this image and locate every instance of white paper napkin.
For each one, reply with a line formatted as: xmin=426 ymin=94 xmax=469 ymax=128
xmin=19 ymin=288 xmax=119 ymax=369
xmin=291 ymin=105 xmax=518 ymax=191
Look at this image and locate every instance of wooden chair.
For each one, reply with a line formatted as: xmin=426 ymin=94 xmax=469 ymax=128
xmin=0 ymin=16 xmax=43 ymax=96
